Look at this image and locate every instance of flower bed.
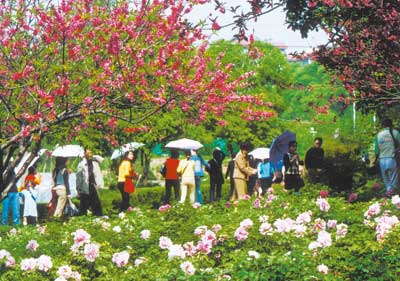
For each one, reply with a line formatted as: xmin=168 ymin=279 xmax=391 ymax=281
xmin=0 ymin=185 xmax=399 ymax=280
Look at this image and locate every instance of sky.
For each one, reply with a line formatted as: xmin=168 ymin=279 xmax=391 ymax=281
xmin=186 ymin=1 xmax=329 ymax=53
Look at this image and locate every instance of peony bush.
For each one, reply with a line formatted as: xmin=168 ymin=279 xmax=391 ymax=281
xmin=0 ymin=184 xmax=399 ymax=280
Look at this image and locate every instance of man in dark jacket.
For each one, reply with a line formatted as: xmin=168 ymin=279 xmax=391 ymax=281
xmin=305 ymin=137 xmax=325 ymax=183
xmin=208 ymin=148 xmax=225 ymax=202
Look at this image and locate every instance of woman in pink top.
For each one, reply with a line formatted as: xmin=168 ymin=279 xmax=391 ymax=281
xmin=163 ymin=150 xmax=180 ymax=204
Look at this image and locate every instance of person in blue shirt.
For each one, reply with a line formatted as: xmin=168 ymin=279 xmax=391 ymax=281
xmin=257 ymin=158 xmax=275 ymax=196
xmin=1 ymin=172 xmax=20 ymax=226
xmin=191 ymin=150 xmax=209 ymax=205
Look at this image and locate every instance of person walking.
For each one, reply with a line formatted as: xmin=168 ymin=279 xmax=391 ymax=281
xmin=20 ymin=180 xmax=38 ymax=225
xmin=208 ymin=148 xmax=225 ymax=202
xmin=76 ymin=148 xmax=104 ymax=216
xmin=1 ymin=172 xmax=20 ymax=226
xmin=163 ymin=149 xmax=180 ymax=204
xmin=231 ymin=143 xmax=257 ymax=201
xmin=191 ymin=150 xmax=209 ymax=205
xmin=375 ymin=118 xmax=400 ymax=195
xmin=178 ymin=151 xmax=195 ymax=204
xmin=258 ymin=158 xmax=275 ymax=196
xmin=117 ymin=151 xmax=136 ymax=211
xmin=305 ymin=137 xmax=325 ymax=183
xmin=283 ymin=141 xmax=305 ymax=195
xmin=225 ymin=153 xmax=236 ymax=199
xmin=247 ymin=155 xmax=259 ymax=196
xmin=52 ymin=157 xmax=71 ymax=218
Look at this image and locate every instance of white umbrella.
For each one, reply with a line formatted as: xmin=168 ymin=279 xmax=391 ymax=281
xmin=110 ymin=142 xmax=145 ymax=160
xmin=52 ymin=145 xmax=84 ymax=157
xmin=165 ymin=138 xmax=203 ymax=150
xmin=249 ymin=147 xmax=270 ymax=160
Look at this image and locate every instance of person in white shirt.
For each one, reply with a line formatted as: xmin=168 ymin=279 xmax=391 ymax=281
xmin=21 ymin=181 xmax=38 ymax=225
xmin=177 ymin=151 xmax=195 ymax=204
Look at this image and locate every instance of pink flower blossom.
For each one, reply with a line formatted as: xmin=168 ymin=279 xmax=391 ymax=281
xmin=183 ymin=242 xmax=198 ymax=257
xmin=336 ymin=223 xmax=348 ymax=239
xmin=180 ymin=261 xmax=196 ymax=275
xmin=57 ymin=265 xmax=73 ymax=279
xmin=194 ymin=226 xmax=208 ymax=236
xmin=5 ymin=256 xmax=15 ymax=268
xmin=193 ymin=202 xmax=201 ymax=209
xmin=259 ymin=222 xmax=273 ymax=235
xmin=37 ymin=225 xmax=47 ymax=234
xmin=37 ymin=255 xmax=53 ymax=272
xmin=308 ymin=241 xmax=322 ymax=250
xmin=364 ymin=202 xmax=381 ymax=219
xmin=267 ymin=188 xmax=274 ymax=194
xmin=202 ymin=230 xmax=217 ymax=246
xmin=273 ymin=218 xmax=296 ymax=233
xmin=375 ymin=214 xmax=399 ymax=242
xmin=316 ymin=197 xmax=330 ymax=212
xmin=296 ymin=211 xmax=312 ymax=224
xmin=317 ymin=264 xmax=329 ymax=274
xmin=168 ymin=244 xmax=186 ymax=260
xmin=9 ymin=228 xmax=17 ymax=236
xmin=327 ymin=220 xmax=337 ymax=229
xmin=196 ymin=240 xmax=212 ymax=254
xmin=21 ymin=258 xmax=37 ymax=271
xmin=347 ymin=193 xmax=358 ymax=203
xmin=240 ymin=219 xmax=253 ymax=229
xmin=311 ymin=218 xmax=326 ymax=233
xmin=293 ymin=224 xmax=307 ymax=237
xmin=159 ymin=236 xmax=173 ymax=250
xmin=26 ymin=240 xmax=39 ymax=252
xmin=243 ymin=194 xmax=251 ymax=200
xmin=234 ymin=226 xmax=249 ymax=241
xmin=72 ymin=229 xmax=91 ymax=246
xmin=0 ymin=250 xmax=11 ymax=259
xmin=253 ymin=198 xmax=261 ymax=209
xmin=317 ymin=231 xmax=332 ymax=248
xmin=84 ymin=243 xmax=100 ymax=262
xmin=140 ymin=230 xmax=151 ymax=240
xmin=112 ymin=251 xmax=130 ymax=267
xmin=319 ymin=190 xmax=329 ymax=198
xmin=391 ymin=195 xmax=400 ymax=209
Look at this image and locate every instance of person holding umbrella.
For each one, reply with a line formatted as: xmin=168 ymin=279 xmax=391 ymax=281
xmin=76 ymin=148 xmax=104 ymax=216
xmin=231 ymin=143 xmax=257 ymax=201
xmin=283 ymin=141 xmax=305 ymax=194
xmin=178 ymin=150 xmax=196 ymax=204
xmin=117 ymin=151 xmax=136 ymax=211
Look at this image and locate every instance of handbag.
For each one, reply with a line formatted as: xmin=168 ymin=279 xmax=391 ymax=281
xmin=389 ymin=129 xmax=400 ymax=165
xmin=160 ymin=164 xmax=167 ymax=177
xmin=64 ymin=199 xmax=79 ymax=217
xmin=124 ymin=177 xmax=135 ymax=193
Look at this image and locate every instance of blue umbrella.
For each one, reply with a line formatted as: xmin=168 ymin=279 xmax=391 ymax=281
xmin=270 ymin=131 xmax=296 ymax=167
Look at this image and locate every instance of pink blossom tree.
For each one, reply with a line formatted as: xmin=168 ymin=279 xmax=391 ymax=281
xmin=0 ymin=0 xmax=273 ymax=197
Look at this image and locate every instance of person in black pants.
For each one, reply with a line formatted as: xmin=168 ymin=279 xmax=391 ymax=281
xmin=247 ymin=155 xmax=259 ymax=196
xmin=225 ymin=153 xmax=236 ymax=199
xmin=208 ymin=148 xmax=225 ymax=202
xmin=76 ymin=148 xmax=104 ymax=216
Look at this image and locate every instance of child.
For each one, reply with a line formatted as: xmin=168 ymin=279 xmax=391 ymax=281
xmin=23 ymin=166 xmax=42 ymax=191
xmin=257 ymin=158 xmax=275 ymax=196
xmin=21 ymin=180 xmax=38 ymax=225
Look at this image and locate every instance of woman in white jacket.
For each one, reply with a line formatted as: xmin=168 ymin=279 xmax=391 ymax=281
xmin=177 ymin=151 xmax=195 ymax=204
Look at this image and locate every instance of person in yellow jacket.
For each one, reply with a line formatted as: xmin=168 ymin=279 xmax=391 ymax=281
xmin=117 ymin=151 xmax=135 ymax=211
xmin=177 ymin=151 xmax=195 ymax=204
xmin=231 ymin=143 xmax=257 ymax=201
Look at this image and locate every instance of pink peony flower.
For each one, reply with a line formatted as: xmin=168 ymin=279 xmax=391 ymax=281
xmin=196 ymin=240 xmax=212 ymax=255
xmin=72 ymin=229 xmax=91 ymax=247
xmin=317 ymin=264 xmax=329 ymax=274
xmin=243 ymin=194 xmax=251 ymax=200
xmin=194 ymin=226 xmax=208 ymax=236
xmin=112 ymin=251 xmax=130 ymax=267
xmin=84 ymin=243 xmax=100 ymax=262
xmin=5 ymin=256 xmax=15 ymax=268
xmin=316 ymin=197 xmax=330 ymax=212
xmin=259 ymin=222 xmax=273 ymax=235
xmin=193 ymin=202 xmax=201 ymax=209
xmin=57 ymin=265 xmax=73 ymax=279
xmin=26 ymin=240 xmax=39 ymax=252
xmin=234 ymin=227 xmax=249 ymax=241
xmin=37 ymin=255 xmax=53 ymax=272
xmin=296 ymin=211 xmax=312 ymax=224
xmin=9 ymin=228 xmax=17 ymax=236
xmin=308 ymin=241 xmax=321 ymax=250
xmin=183 ymin=242 xmax=198 ymax=257
xmin=258 ymin=215 xmax=269 ymax=223
xmin=240 ymin=219 xmax=254 ymax=229
xmin=327 ymin=220 xmax=337 ymax=229
xmin=293 ymin=224 xmax=307 ymax=238
xmin=319 ymin=190 xmax=329 ymax=198
xmin=225 ymin=202 xmax=231 ymax=208
xmin=253 ymin=198 xmax=261 ymax=209
xmin=140 ymin=230 xmax=151 ymax=240
xmin=168 ymin=244 xmax=186 ymax=260
xmin=336 ymin=223 xmax=348 ymax=239
xmin=267 ymin=187 xmax=274 ymax=194
xmin=202 ymin=230 xmax=217 ymax=246
xmin=37 ymin=225 xmax=47 ymax=234
xmin=180 ymin=261 xmax=196 ymax=275
xmin=159 ymin=236 xmax=173 ymax=250
xmin=0 ymin=250 xmax=11 ymax=259
xmin=273 ymin=218 xmax=296 ymax=233
xmin=21 ymin=258 xmax=37 ymax=271
xmin=347 ymin=193 xmax=358 ymax=203
xmin=317 ymin=231 xmax=332 ymax=248
xmin=364 ymin=202 xmax=381 ymax=219
xmin=391 ymin=195 xmax=400 ymax=209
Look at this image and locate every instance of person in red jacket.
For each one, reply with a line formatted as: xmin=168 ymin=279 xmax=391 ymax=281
xmin=163 ymin=149 xmax=180 ymax=204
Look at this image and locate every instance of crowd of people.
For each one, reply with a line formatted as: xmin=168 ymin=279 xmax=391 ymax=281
xmin=2 ymin=117 xmax=399 ymax=226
